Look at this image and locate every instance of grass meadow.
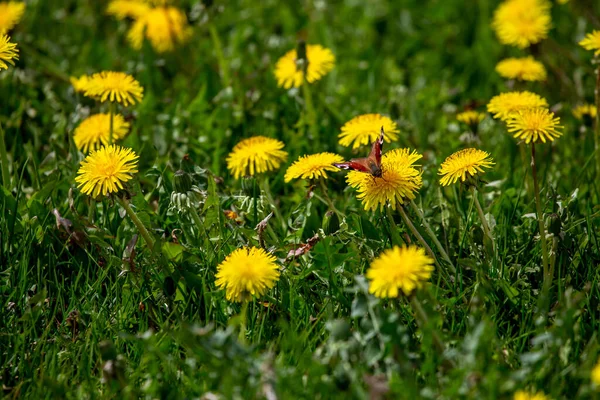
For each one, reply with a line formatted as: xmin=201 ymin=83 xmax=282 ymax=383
xmin=2 ymin=0 xmax=600 ymax=398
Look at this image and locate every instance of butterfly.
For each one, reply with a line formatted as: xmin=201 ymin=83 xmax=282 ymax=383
xmin=334 ymin=127 xmax=385 ymax=177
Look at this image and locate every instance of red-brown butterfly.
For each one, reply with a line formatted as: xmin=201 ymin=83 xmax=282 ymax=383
xmin=333 ymin=127 xmax=385 ymax=177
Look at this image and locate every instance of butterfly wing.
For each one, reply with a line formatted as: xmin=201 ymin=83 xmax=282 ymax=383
xmin=368 ymin=127 xmax=384 ymax=167
xmin=333 ymin=158 xmax=371 ymax=173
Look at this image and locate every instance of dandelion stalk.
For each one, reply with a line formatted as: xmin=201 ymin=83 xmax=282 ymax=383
xmin=0 ymin=122 xmax=11 ymax=188
xmin=470 ymin=186 xmax=493 ymax=240
xmin=595 ymin=64 xmax=600 ymax=178
xmin=252 ymin=177 xmax=258 ymax=226
xmin=398 ymin=205 xmax=439 ymax=268
xmin=302 ymin=81 xmax=319 ymax=140
xmin=530 ymin=144 xmax=551 ymax=301
xmin=409 ymin=295 xmax=446 ymax=357
xmin=260 ymin=177 xmax=286 ymax=231
xmin=409 ymin=201 xmax=456 ymax=274
xmin=318 ymin=177 xmax=342 ymax=216
xmin=189 ymin=206 xmax=210 ymax=247
xmin=385 ymin=206 xmax=404 ymax=247
xmin=238 ymin=300 xmax=249 ymax=343
xmin=117 ymin=196 xmax=155 ymax=252
xmin=208 ymin=23 xmax=231 ymax=88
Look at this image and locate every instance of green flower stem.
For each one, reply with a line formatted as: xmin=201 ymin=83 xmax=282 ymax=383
xmin=398 ymin=205 xmax=440 ymax=268
xmin=530 ymin=144 xmax=551 ymax=303
xmin=238 ymin=300 xmax=249 ymax=343
xmin=318 ymin=177 xmax=342 ymax=217
xmin=88 ymin=198 xmax=96 ymax=222
xmin=301 ymin=81 xmax=319 ymax=140
xmin=470 ymin=186 xmax=493 ymax=241
xmin=189 ymin=205 xmax=203 ymax=235
xmin=208 ymin=23 xmax=231 ymax=88
xmin=0 ymin=122 xmax=11 ymax=188
xmin=109 ymin=101 xmax=115 ymax=145
xmin=117 ymin=196 xmax=155 ymax=252
xmin=595 ymin=64 xmax=600 ymax=179
xmin=409 ymin=201 xmax=456 ymax=274
xmin=252 ymin=177 xmax=258 ymax=226
xmin=260 ymin=177 xmax=286 ymax=231
xmin=409 ymin=295 xmax=448 ymax=360
xmin=385 ymin=206 xmax=404 ymax=247
xmin=188 ymin=205 xmax=215 ymax=252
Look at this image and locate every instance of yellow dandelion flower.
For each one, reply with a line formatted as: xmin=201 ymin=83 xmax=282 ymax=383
xmin=513 ymin=390 xmax=549 ymax=400
xmin=127 ymin=7 xmax=191 ymax=53
xmin=592 ymin=359 xmax=600 ymax=386
xmin=215 ymin=247 xmax=280 ymax=302
xmin=73 ymin=113 xmax=131 ymax=153
xmin=456 ymin=110 xmax=485 ymax=126
xmin=0 ymin=2 xmax=26 ymax=34
xmin=274 ymin=44 xmax=335 ymax=89
xmin=438 ymin=148 xmax=494 ymax=186
xmin=579 ymin=30 xmax=600 ymax=56
xmin=70 ymin=75 xmax=91 ymax=93
xmin=83 ymin=71 xmax=144 ymax=106
xmin=284 ymin=152 xmax=344 ymax=182
xmin=507 ymin=108 xmax=563 ymax=144
xmin=487 ymin=91 xmax=548 ymax=121
xmin=75 ymin=145 xmax=139 ymax=198
xmin=224 ymin=210 xmax=239 ymax=221
xmin=106 ymin=0 xmax=152 ymax=20
xmin=0 ymin=34 xmax=18 ymax=70
xmin=572 ymin=104 xmax=597 ymax=121
xmin=226 ymin=136 xmax=288 ymax=179
xmin=346 ymin=148 xmax=422 ymax=211
xmin=492 ymin=0 xmax=551 ymax=49
xmin=338 ymin=114 xmax=400 ymax=149
xmin=366 ymin=246 xmax=434 ymax=298
xmin=495 ymin=56 xmax=547 ymax=81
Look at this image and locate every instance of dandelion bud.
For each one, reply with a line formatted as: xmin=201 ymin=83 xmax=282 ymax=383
xmin=322 ymin=210 xmax=340 ymax=235
xmin=174 ymin=169 xmax=193 ymax=193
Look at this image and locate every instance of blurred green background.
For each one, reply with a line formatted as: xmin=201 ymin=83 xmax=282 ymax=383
xmin=2 ymin=0 xmax=600 ymax=398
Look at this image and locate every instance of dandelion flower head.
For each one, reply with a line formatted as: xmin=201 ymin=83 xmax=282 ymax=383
xmin=284 ymin=152 xmax=344 ymax=182
xmin=496 ymin=57 xmax=547 ymax=81
xmin=127 ymin=6 xmax=191 ymax=53
xmin=75 ymin=145 xmax=139 ymax=198
xmin=492 ymin=0 xmax=551 ymax=49
xmin=83 ymin=71 xmax=144 ymax=106
xmin=338 ymin=114 xmax=399 ymax=149
xmin=274 ymin=44 xmax=335 ymax=89
xmin=215 ymin=247 xmax=280 ymax=302
xmin=572 ymin=104 xmax=597 ymax=121
xmin=487 ymin=91 xmax=548 ymax=121
xmin=438 ymin=148 xmax=494 ymax=186
xmin=507 ymin=108 xmax=563 ymax=144
xmin=70 ymin=75 xmax=91 ymax=93
xmin=73 ymin=113 xmax=131 ymax=153
xmin=0 ymin=2 xmax=26 ymax=34
xmin=107 ymin=0 xmax=152 ymax=20
xmin=0 ymin=34 xmax=18 ymax=70
xmin=579 ymin=30 xmax=600 ymax=56
xmin=226 ymin=136 xmax=288 ymax=179
xmin=513 ymin=391 xmax=549 ymax=400
xmin=366 ymin=246 xmax=434 ymax=298
xmin=592 ymin=359 xmax=600 ymax=386
xmin=456 ymin=110 xmax=485 ymax=127
xmin=346 ymin=148 xmax=422 ymax=211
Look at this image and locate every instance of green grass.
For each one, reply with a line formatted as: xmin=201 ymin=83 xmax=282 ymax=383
xmin=2 ymin=0 xmax=600 ymax=398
